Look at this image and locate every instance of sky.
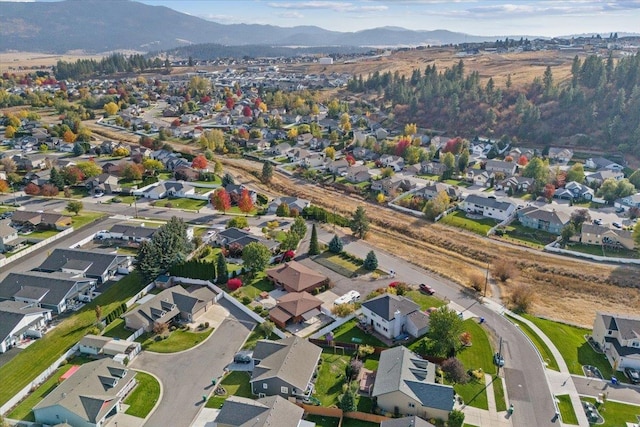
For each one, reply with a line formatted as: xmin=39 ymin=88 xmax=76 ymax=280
xmin=131 ymin=0 xmax=640 ymax=37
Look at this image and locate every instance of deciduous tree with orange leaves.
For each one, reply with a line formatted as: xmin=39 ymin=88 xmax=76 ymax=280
xmin=191 ymin=155 xmax=208 ymax=170
xmin=211 ymin=188 xmax=231 ymax=213
xmin=238 ymin=189 xmax=254 ymax=214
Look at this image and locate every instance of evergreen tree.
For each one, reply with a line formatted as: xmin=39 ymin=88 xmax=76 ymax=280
xmin=135 ymin=216 xmax=192 ymax=282
xmin=308 ymin=224 xmax=320 ymax=255
xmin=136 ymin=240 xmax=162 ymax=282
xmin=363 ymin=250 xmax=378 ymax=271
xmin=261 ymin=161 xmax=274 ymax=183
xmin=350 ymin=206 xmax=370 ymax=239
xmin=216 ymin=252 xmax=228 ymax=284
xmin=221 ymin=173 xmax=235 ymax=187
xmin=340 ymin=389 xmax=357 ymax=412
xmin=291 ymin=216 xmax=307 ymax=239
xmin=328 ymin=234 xmax=343 ymax=253
xmin=49 ymin=167 xmax=65 ymax=190
xmin=73 ymin=142 xmax=85 ymax=156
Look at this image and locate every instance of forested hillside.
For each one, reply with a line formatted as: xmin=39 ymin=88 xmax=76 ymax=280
xmin=348 ymin=53 xmax=640 ymax=153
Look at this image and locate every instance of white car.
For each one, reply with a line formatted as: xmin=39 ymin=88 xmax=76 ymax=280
xmin=93 ymin=191 xmax=104 ymax=198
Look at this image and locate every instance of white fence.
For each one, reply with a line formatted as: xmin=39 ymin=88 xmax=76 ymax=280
xmin=544 ymin=244 xmax=640 ymax=265
xmin=310 ymin=311 xmax=359 ymax=339
xmin=125 ymin=327 xmax=145 ymax=342
xmin=69 ymin=231 xmax=98 ymax=249
xmin=124 ymin=282 xmax=157 ymax=308
xmin=0 ymin=227 xmax=75 ymax=268
xmin=0 ymin=345 xmax=79 ymax=416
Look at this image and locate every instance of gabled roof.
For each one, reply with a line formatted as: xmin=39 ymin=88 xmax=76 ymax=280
xmin=373 ymin=346 xmax=454 ymax=412
xmin=266 ymin=261 xmax=327 ymax=292
xmin=362 ymin=293 xmax=420 ymax=321
xmin=0 ymin=219 xmax=17 ymax=239
xmin=251 ymin=336 xmax=322 ymax=392
xmin=0 ymin=271 xmax=94 ymax=307
xmin=124 ymin=286 xmax=216 ymax=326
xmin=381 ymin=415 xmax=436 ymax=427
xmin=0 ymin=301 xmax=50 ymax=343
xmin=597 ymin=312 xmax=640 ymax=341
xmin=518 ymin=206 xmax=570 ymax=226
xmin=109 ymin=224 xmax=156 ymax=239
xmin=275 ymin=291 xmax=322 ymax=317
xmin=35 ymin=248 xmax=128 ymax=279
xmin=463 ymin=194 xmax=514 ymax=211
xmin=581 ymin=224 xmax=633 ymax=240
xmin=34 ymin=359 xmax=136 ymax=424
xmin=214 ymin=395 xmax=304 ymax=427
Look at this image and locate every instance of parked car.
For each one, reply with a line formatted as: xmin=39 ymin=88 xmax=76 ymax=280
xmin=419 ymin=283 xmax=435 ymax=295
xmin=612 ymin=222 xmax=622 ymax=229
xmin=233 ymin=351 xmax=253 ymax=364
xmin=625 ymin=367 xmax=640 ymax=384
xmin=93 ymin=191 xmax=104 ymax=198
xmin=493 ymin=352 xmax=505 ymax=367
xmin=593 ymin=219 xmax=603 ymax=225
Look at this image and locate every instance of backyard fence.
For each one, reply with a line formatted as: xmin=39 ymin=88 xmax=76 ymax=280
xmin=0 ymin=227 xmax=74 ymax=268
xmin=310 ymin=312 xmax=358 ymax=339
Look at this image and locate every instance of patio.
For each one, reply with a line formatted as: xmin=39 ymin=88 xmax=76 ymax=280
xmin=286 ymin=312 xmax=333 ymax=337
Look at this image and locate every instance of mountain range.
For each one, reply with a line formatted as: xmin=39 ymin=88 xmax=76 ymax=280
xmin=1 ymin=0 xmax=505 ymax=54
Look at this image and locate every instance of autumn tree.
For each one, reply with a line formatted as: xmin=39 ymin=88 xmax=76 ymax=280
xmin=522 ymin=157 xmax=549 ymax=194
xmin=350 ymin=206 xmax=370 ymax=239
xmin=211 ymin=188 xmax=231 ymax=212
xmin=404 ymin=123 xmax=417 ymax=136
xmin=63 ymin=129 xmax=77 ymax=143
xmin=517 ymin=155 xmax=529 ymax=166
xmin=0 ymin=179 xmax=9 ymax=193
xmin=24 ymin=183 xmax=40 ymax=195
xmin=423 ymin=191 xmax=450 ymax=221
xmin=441 ymin=357 xmax=469 ymax=384
xmin=324 ymin=146 xmax=336 ymax=160
xmin=4 ymin=125 xmax=16 ymax=138
xmin=122 ymin=163 xmax=144 ymax=181
xmin=275 ymin=202 xmax=290 ymax=217
xmin=191 ymin=155 xmax=208 ymax=170
xmin=112 ymin=146 xmax=129 ymax=157
xmin=142 ymin=158 xmax=163 ymax=172
xmin=104 ymin=101 xmax=119 ymax=116
xmin=0 ymin=158 xmax=17 ymax=174
xmin=41 ymin=183 xmax=59 ymax=196
xmin=543 ymin=183 xmax=556 ymax=200
xmin=76 ymin=161 xmax=102 ymax=178
xmin=238 ymin=189 xmax=254 ymax=213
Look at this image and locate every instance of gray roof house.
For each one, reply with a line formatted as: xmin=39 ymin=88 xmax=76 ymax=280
xmin=250 ymin=336 xmax=322 ymax=399
xmin=0 ymin=219 xmax=20 ymax=253
xmin=0 ymin=300 xmax=52 ymax=353
xmin=547 ymin=148 xmax=573 ymax=163
xmin=34 ymin=248 xmax=132 ymax=283
xmin=108 ymin=224 xmax=156 ymax=243
xmin=361 ymin=293 xmax=430 ymax=340
xmin=372 ymin=346 xmax=454 ymax=420
xmin=459 ymin=194 xmax=516 ymax=221
xmin=592 ymin=312 xmax=640 ymax=371
xmin=85 ymin=173 xmax=121 ymax=195
xmin=416 ymin=182 xmax=461 ymax=201
xmin=214 ymin=395 xmax=304 ymax=427
xmin=214 ymin=227 xmax=280 ymax=252
xmin=33 ymin=359 xmax=137 ymax=427
xmin=0 ymin=272 xmax=97 ymax=314
xmin=614 ymin=193 xmax=640 ymax=212
xmin=267 ymin=196 xmax=311 ymax=215
xmin=585 ymin=157 xmax=624 ymax=171
xmin=138 ymin=181 xmax=195 ymax=200
xmin=381 ymin=416 xmax=436 ymax=427
xmin=485 ymin=159 xmax=517 ymax=176
xmin=516 ymin=206 xmax=571 ymax=235
xmin=585 ymin=170 xmax=624 ymax=185
xmin=554 ymin=181 xmax=594 ymax=201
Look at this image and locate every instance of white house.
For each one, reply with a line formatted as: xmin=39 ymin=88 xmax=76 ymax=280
xmin=0 ymin=301 xmax=51 ymax=353
xmin=592 ymin=312 xmax=640 ymax=371
xmin=380 ymin=155 xmax=405 ymax=172
xmin=459 ymin=194 xmax=516 ymax=221
xmin=360 ymin=294 xmax=429 ymax=340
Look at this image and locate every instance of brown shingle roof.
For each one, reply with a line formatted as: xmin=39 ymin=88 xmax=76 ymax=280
xmin=266 ymin=261 xmax=327 ymax=292
xmin=275 ymin=291 xmax=322 ymax=317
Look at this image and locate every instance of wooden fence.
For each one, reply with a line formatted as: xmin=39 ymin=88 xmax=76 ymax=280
xmin=297 ymin=403 xmax=391 ymax=426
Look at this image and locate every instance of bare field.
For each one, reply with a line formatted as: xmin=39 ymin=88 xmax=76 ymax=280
xmin=0 ymin=51 xmax=105 ymax=74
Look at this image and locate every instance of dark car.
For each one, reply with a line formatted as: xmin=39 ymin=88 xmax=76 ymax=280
xmin=493 ymin=352 xmax=505 ymax=367
xmin=625 ymin=367 xmax=640 ymax=384
xmin=419 ymin=284 xmax=435 ymax=295
xmin=233 ymin=351 xmax=253 ymax=364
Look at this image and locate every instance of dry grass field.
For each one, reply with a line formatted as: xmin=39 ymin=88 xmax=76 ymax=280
xmin=0 ymin=51 xmax=106 ymax=75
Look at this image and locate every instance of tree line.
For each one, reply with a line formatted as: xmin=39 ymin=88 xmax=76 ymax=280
xmin=54 ymin=53 xmax=167 ymax=80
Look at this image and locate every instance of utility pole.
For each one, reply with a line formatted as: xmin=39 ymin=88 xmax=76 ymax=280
xmin=497 ymin=336 xmax=503 ymax=375
xmin=483 ymin=261 xmax=490 ymax=297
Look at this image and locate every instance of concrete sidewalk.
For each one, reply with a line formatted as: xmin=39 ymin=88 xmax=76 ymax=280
xmin=461 ymin=374 xmax=512 ymax=426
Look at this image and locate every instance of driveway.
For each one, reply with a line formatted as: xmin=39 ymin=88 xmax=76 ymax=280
xmin=132 ymin=305 xmax=255 ymax=427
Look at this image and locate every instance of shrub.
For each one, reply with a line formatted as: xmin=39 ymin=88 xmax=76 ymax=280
xmin=345 ymin=359 xmax=363 ymax=380
xmin=508 ymin=283 xmax=536 ymax=313
xmin=242 ymin=296 xmax=252 ymax=305
xmin=227 ymin=278 xmax=243 ymax=291
xmin=328 ymin=234 xmax=343 ymax=253
xmin=205 ymin=322 xmax=210 ymax=328
xmin=441 ymin=357 xmax=469 ymax=384
xmin=331 ymin=303 xmax=356 ymax=317
xmin=492 ymin=259 xmax=517 ymax=282
xmin=468 ymin=271 xmax=486 ymax=292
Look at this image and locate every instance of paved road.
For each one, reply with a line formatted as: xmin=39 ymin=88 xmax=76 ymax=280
xmin=133 ymin=305 xmax=255 ymax=427
xmin=573 ymin=375 xmax=640 ymax=405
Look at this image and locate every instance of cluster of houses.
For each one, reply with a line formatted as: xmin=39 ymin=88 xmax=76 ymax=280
xmin=0 ymin=210 xmax=72 ymax=254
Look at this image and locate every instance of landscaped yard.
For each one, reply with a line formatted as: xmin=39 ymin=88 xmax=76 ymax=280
xmin=0 ymin=273 xmax=146 ymax=407
xmin=314 ymin=352 xmax=351 ymax=406
xmin=194 ymin=186 xmax=213 ymax=195
xmin=124 ymin=372 xmax=161 ymax=418
xmin=305 ymin=415 xmax=340 ymax=427
xmin=7 ymin=356 xmax=93 ymax=421
xmin=65 ymin=211 xmax=106 ymax=229
xmin=313 ymin=251 xmax=384 ymax=278
xmin=404 ymin=290 xmax=446 ymax=311
xmin=230 ymin=272 xmax=274 ymax=301
xmin=506 ymin=315 xmax=560 ymax=371
xmin=523 ymin=315 xmax=615 ymax=379
xmin=331 ymin=320 xmax=387 ymax=347
xmin=455 ymin=378 xmax=489 ymax=410
xmin=457 ymin=320 xmax=496 ymax=375
xmin=582 ymin=397 xmax=640 ymax=427
xmin=205 ymin=371 xmax=253 ymax=408
xmin=241 ymin=328 xmax=280 ymax=350
xmin=152 ymin=198 xmax=207 ymax=211
xmin=556 ymin=394 xmax=579 ymax=425
xmin=565 ymin=243 xmax=639 ymax=259
xmin=23 ymin=228 xmax=60 ymax=240
xmin=439 ymin=211 xmax=497 ymax=235
xmin=138 ymin=328 xmax=214 ymax=353
xmin=102 ymin=318 xmax=134 ymax=340
xmin=107 ymin=195 xmax=136 ymax=204
xmin=499 ymin=221 xmax=557 ymax=248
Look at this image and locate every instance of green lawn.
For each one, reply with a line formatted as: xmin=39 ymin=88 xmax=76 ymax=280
xmin=107 ymin=195 xmax=136 ymax=204
xmin=157 ymin=172 xmax=172 ymax=181
xmin=102 ymin=318 xmax=134 ymax=340
xmin=405 ymin=290 xmax=446 ymax=311
xmin=65 ymin=211 xmax=106 ymax=229
xmin=7 ymin=356 xmax=93 ymax=421
xmin=332 ymin=320 xmax=387 ymax=347
xmin=565 ymin=243 xmax=639 ymax=259
xmin=0 ymin=205 xmax=16 ymax=212
xmin=119 ymin=178 xmax=144 ymax=188
xmin=124 ymin=372 xmax=161 ymax=418
xmin=313 ymin=251 xmax=383 ymax=278
xmin=556 ymin=394 xmax=579 ymax=425
xmin=500 ymin=221 xmax=557 ymax=248
xmin=117 ymin=247 xmax=139 ymax=256
xmin=523 ymin=315 xmax=613 ymax=378
xmin=222 ymin=206 xmax=258 ymax=215
xmin=492 ymin=376 xmax=507 ymax=412
xmin=23 ymin=228 xmax=60 ymax=239
xmin=506 ymin=315 xmax=560 ymax=371
xmin=443 ymin=179 xmax=470 ymax=187
xmin=343 ymin=419 xmax=379 ymax=427
xmin=242 ymin=329 xmax=280 ymax=350
xmin=152 ymin=198 xmax=207 ymax=211
xmin=69 ymin=187 xmax=89 ymax=198
xmin=314 ymin=352 xmax=350 ymax=406
xmin=0 ymin=273 xmax=146 ymax=407
xmin=457 ymin=320 xmax=496 ymax=375
xmin=439 ymin=211 xmax=497 ymax=235
xmin=194 ymin=186 xmax=213 ymax=194
xmin=582 ymin=397 xmax=640 ymax=427
xmin=455 ymin=378 xmax=488 ymax=410
xmin=205 ymin=371 xmax=253 ymax=408
xmin=305 ymin=415 xmax=340 ymax=427
xmin=230 ymin=272 xmax=274 ymax=300
xmin=138 ymin=328 xmax=214 ymax=353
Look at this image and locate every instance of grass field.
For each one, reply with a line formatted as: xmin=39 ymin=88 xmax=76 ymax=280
xmin=205 ymin=371 xmax=252 ymax=408
xmin=581 ymin=397 xmax=640 ymax=427
xmin=66 ymin=211 xmax=106 ymax=229
xmin=506 ymin=315 xmax=560 ymax=371
xmin=102 ymin=318 xmax=133 ymax=340
xmin=457 ymin=320 xmax=496 ymax=375
xmin=404 ymin=290 xmax=446 ymax=311
xmin=24 ymin=228 xmax=60 ymax=239
xmin=0 ymin=273 xmax=145 ymax=407
xmin=124 ymin=372 xmax=161 ymax=418
xmin=556 ymin=394 xmax=579 ymax=425
xmin=152 ymin=198 xmax=207 ymax=211
xmin=500 ymin=221 xmax=557 ymax=248
xmin=455 ymin=378 xmax=489 ymax=410
xmin=139 ymin=328 xmax=214 ymax=353
xmin=439 ymin=211 xmax=497 ymax=235
xmin=332 ymin=320 xmax=387 ymax=347
xmin=314 ymin=352 xmax=350 ymax=406
xmin=241 ymin=329 xmax=279 ymax=350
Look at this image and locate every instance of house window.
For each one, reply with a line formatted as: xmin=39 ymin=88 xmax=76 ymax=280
xmin=408 ymin=403 xmax=415 ymax=408
xmin=608 ymin=331 xmax=612 ymax=335
xmin=633 ymin=341 xmax=640 ymax=348
xmin=263 ymin=383 xmax=268 ymax=389
xmin=281 ymin=386 xmax=288 ymax=394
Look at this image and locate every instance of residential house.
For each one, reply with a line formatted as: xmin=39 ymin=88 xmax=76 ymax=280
xmin=12 ymin=153 xmax=48 ymax=171
xmin=301 ymin=152 xmax=325 ymax=169
xmin=380 ymin=155 xmax=405 ymax=172
xmin=10 ymin=210 xmax=72 ymax=230
xmin=465 ymin=169 xmax=494 ymax=187
xmin=554 ymin=181 xmax=594 ymax=201
xmin=381 ymin=416 xmax=435 ymax=427
xmin=266 ymin=261 xmax=328 ymax=293
xmin=372 ymin=346 xmax=454 ymax=420
xmin=225 ymin=183 xmax=258 ymax=204
xmin=287 ymin=147 xmax=310 ymax=162
xmin=495 ymin=176 xmax=534 ymax=193
xmin=166 ymin=157 xmax=191 ymax=171
xmin=585 ymin=170 xmax=624 ymax=185
xmin=0 ymin=219 xmax=20 ymax=253
xmin=585 ymin=157 xmax=624 ymax=171
xmin=517 ymin=206 xmax=571 ymax=235
xmin=0 ymin=271 xmax=97 ymax=314
xmin=123 ymin=286 xmax=217 ymax=332
xmin=35 ymin=248 xmax=132 ymax=283
xmin=614 ymin=193 xmax=640 ymax=213
xmin=269 ymin=291 xmax=323 ymax=329
xmin=309 ymin=138 xmax=330 ymax=151
xmin=0 ymin=300 xmax=52 ymax=353
xmin=361 ymin=293 xmax=430 ymax=340
xmin=508 ymin=147 xmax=535 ymax=161
xmin=246 ymin=138 xmax=271 ymax=151
xmin=580 ymin=224 xmax=635 ymax=250
xmin=485 ymin=159 xmax=517 ymax=176
xmin=346 ymin=165 xmax=371 ymax=183
xmin=174 ymin=165 xmax=200 ymax=182
xmin=352 ymin=147 xmax=373 ymax=161
xmin=214 ymin=227 xmax=280 ymax=252
xmin=459 ymin=194 xmax=516 ymax=221
xmin=214 ymin=395 xmax=304 ymax=427
xmin=592 ymin=312 xmax=640 ymax=371
xmin=371 ymin=177 xmax=414 ymax=197
xmin=33 ymin=359 xmax=137 ymax=427
xmin=548 ymin=148 xmax=574 ymax=163
xmin=78 ymin=334 xmax=140 ymax=361
xmin=107 ymin=224 xmax=156 ymax=243
xmin=138 ymin=181 xmax=195 ymax=200
xmin=102 ymin=162 xmax=119 ymax=174
xmin=85 ymin=173 xmax=121 ymax=195
xmin=296 ymin=133 xmax=314 ymax=146
xmin=267 ymin=197 xmax=311 ymax=215
xmin=326 ymin=159 xmax=349 ymax=175
xmin=268 ymin=142 xmax=292 ymax=156
xmin=420 ymin=162 xmax=447 ymax=177
xmin=416 ymin=182 xmax=461 ymax=202
xmin=250 ymin=336 xmax=322 ymax=399
xmin=375 ymin=127 xmax=389 ymax=140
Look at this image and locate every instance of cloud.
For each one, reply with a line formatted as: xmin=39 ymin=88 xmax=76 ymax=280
xmin=267 ymin=1 xmax=388 ymax=13
xmin=278 ymin=11 xmax=304 ymax=18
